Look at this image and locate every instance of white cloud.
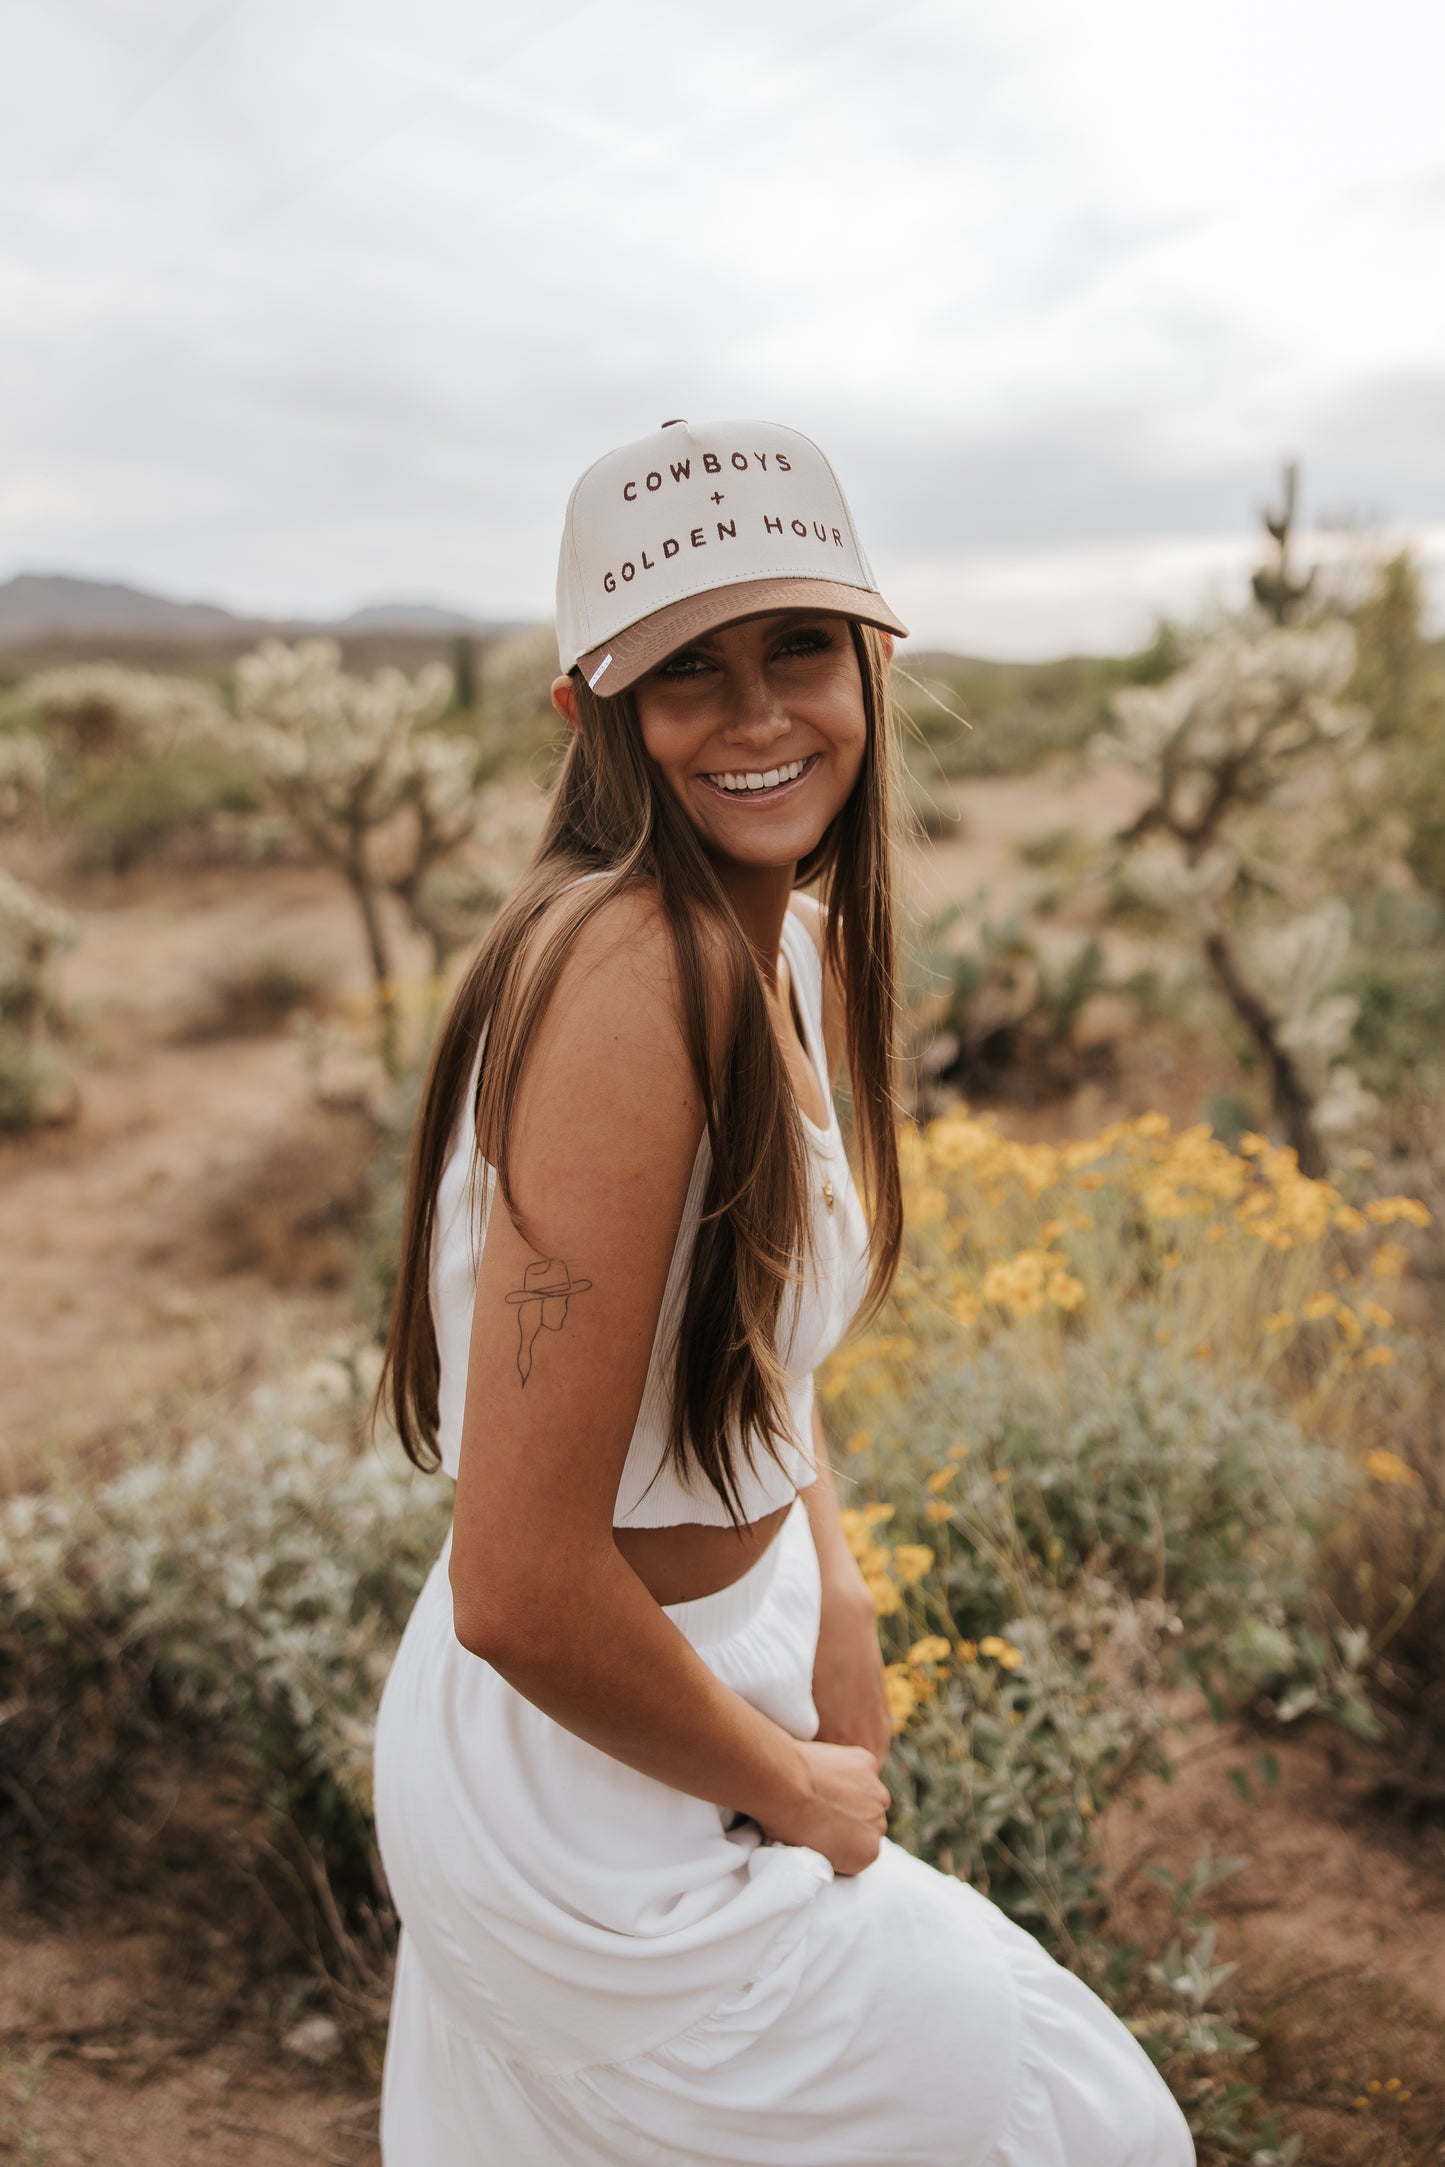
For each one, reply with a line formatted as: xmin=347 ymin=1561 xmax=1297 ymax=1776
xmin=1 ymin=0 xmax=1442 ymax=652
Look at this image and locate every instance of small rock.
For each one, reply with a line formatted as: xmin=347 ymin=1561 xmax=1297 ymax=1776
xmin=282 ymin=2014 xmax=343 ymax=2065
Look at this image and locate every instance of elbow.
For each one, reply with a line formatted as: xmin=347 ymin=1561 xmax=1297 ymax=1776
xmin=449 ymin=1557 xmax=568 ymax=1670
xmin=450 ymin=1577 xmax=520 ymax=1664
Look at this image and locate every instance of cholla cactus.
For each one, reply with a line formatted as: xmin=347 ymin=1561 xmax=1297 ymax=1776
xmin=20 ymin=662 xmax=226 ymax=760
xmin=1244 ymin=900 xmax=1379 ymax=1142
xmin=0 ymin=865 xmax=75 ymax=1033
xmin=1103 ymin=609 xmax=1373 ymax=1174
xmin=0 ymin=733 xmax=49 ymax=822
xmin=233 ymin=640 xmax=479 ymax=1065
xmin=1104 ymin=619 xmax=1363 ymax=857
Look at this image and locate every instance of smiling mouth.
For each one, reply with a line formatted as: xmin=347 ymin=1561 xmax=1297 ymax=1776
xmin=696 ymin=752 xmax=820 ymax=802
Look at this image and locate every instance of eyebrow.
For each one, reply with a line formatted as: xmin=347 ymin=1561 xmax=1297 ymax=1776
xmin=686 ymin=611 xmax=826 ymax=654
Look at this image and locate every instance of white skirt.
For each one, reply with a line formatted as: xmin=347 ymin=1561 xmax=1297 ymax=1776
xmin=373 ymin=1497 xmax=1194 ymax=2166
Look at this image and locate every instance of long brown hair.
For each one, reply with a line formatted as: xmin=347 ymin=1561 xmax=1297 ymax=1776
xmin=372 ymin=619 xmax=905 ymax=1525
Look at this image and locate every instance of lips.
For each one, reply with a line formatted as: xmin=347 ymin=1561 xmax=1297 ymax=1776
xmin=695 ymin=752 xmax=820 ymax=804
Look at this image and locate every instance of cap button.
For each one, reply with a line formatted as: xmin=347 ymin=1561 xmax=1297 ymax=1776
xmin=661 ymin=417 xmax=686 ymax=427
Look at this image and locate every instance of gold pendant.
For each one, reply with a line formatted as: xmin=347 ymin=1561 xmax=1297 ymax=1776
xmin=822 ymin=1177 xmax=835 ymax=1215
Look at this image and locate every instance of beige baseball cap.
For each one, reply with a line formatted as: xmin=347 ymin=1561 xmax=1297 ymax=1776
xmin=555 ymin=417 xmax=908 ymax=696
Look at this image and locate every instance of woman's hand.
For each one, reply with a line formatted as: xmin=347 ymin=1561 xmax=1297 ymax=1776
xmin=811 ymin=1573 xmax=892 ymax=1769
xmin=760 ymin=1740 xmax=890 ymax=1876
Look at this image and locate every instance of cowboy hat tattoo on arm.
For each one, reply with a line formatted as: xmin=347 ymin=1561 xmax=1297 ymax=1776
xmin=503 ymin=1257 xmax=594 ymax=1386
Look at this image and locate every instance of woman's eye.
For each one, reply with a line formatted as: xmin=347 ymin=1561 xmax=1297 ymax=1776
xmin=655 ymin=650 xmax=713 ymax=680
xmin=776 ymin=628 xmax=834 ymax=660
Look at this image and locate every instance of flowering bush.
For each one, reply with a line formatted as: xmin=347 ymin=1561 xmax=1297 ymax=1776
xmin=819 ymin=1106 xmax=1428 ymax=1933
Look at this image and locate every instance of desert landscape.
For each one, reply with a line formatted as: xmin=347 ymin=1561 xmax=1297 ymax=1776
xmin=2 ymin=543 xmax=1443 ymax=2162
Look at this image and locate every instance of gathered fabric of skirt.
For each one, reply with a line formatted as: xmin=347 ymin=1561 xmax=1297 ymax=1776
xmin=374 ymin=1497 xmax=1195 ymax=2166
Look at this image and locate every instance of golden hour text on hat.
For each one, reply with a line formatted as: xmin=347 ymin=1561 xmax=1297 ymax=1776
xmin=555 ymin=418 xmax=908 ymax=695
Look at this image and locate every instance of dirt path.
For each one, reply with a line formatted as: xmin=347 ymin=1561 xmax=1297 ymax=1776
xmin=0 ymin=1912 xmax=379 ymax=2167
xmin=0 ymin=862 xmax=396 ymax=1491
xmin=898 ymin=756 xmax=1152 ymax=922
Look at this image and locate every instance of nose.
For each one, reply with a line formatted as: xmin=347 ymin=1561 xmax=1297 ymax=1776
xmin=717 ymin=654 xmax=791 ymax=750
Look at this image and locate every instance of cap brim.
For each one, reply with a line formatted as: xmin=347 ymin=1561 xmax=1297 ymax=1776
xmin=575 ymin=578 xmax=909 ymax=697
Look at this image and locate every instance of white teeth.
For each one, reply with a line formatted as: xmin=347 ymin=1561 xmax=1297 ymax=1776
xmin=706 ymin=757 xmax=807 ymax=793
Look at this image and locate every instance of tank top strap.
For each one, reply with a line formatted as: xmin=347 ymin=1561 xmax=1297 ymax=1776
xmin=779 ymin=899 xmax=828 ymax=1076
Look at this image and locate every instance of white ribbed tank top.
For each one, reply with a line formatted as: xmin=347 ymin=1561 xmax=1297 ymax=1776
xmin=429 ymin=881 xmax=873 ymax=1527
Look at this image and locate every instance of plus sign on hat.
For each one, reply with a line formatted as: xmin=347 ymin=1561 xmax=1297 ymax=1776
xmin=555 ymin=418 xmax=908 ymax=697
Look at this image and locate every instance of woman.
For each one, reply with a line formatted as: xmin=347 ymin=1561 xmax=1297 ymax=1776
xmin=372 ymin=418 xmax=1195 ymax=2165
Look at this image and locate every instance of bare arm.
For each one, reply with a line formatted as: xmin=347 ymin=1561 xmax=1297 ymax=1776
xmin=448 ymin=891 xmax=888 ymax=1870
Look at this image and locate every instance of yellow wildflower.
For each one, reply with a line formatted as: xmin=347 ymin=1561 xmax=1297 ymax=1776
xmin=1193 ymin=1342 xmax=1214 ymax=1362
xmin=955 ymin=1640 xmax=978 ymax=1663
xmin=883 ymin=1663 xmax=917 ymax=1731
xmin=1334 ymin=1306 xmax=1364 ymax=1343
xmin=1302 ymin=1293 xmax=1339 ymax=1321
xmin=893 ymin=1544 xmax=935 ymax=1585
xmin=1366 ymin=1196 xmax=1432 ymax=1228
xmin=907 ymin=1184 xmax=949 ymax=1226
xmin=869 ymin=1574 xmax=902 ymax=1619
xmin=1364 ymin=1448 xmax=1419 ymax=1485
xmin=1264 ymin=1310 xmax=1295 ymax=1335
xmin=862 ymin=1502 xmax=896 ymax=1525
xmin=843 ymin=1429 xmax=871 ymax=1456
xmin=1371 ymin=1242 xmax=1410 ymax=1280
xmin=839 ymin=1508 xmax=869 ymax=1556
xmin=950 ymin=1289 xmax=982 ymax=1328
xmin=1047 ymin=1270 xmax=1086 ymax=1312
xmin=1160 ymin=1249 xmax=1182 ymax=1271
xmin=1360 ymin=1345 xmax=1397 ymax=1369
xmin=948 ymin=1442 xmax=972 ymax=1460
xmin=1334 ymin=1205 xmax=1367 ymax=1234
xmin=897 ymin=1125 xmax=930 ymax=1182
xmin=924 ymin=1500 xmax=954 ymax=1523
xmin=978 ymin=1635 xmax=1024 ymax=1669
xmin=926 ymin=1466 xmax=957 ymax=1493
xmin=908 ymin=1636 xmax=953 ymax=1665
xmin=1360 ymin=1301 xmax=1394 ymax=1329
xmin=1132 ymin=1112 xmax=1170 ymax=1138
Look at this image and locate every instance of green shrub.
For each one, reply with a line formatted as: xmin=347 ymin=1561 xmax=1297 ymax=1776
xmin=56 ymin=741 xmax=259 ymax=872
xmin=0 ymin=1365 xmax=450 ymax=1938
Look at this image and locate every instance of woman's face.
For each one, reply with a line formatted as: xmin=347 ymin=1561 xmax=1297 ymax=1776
xmin=627 ymin=611 xmax=871 ymax=872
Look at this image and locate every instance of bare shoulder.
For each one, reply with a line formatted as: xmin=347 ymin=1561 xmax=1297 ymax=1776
xmin=512 ymin=878 xmax=736 ymax=1135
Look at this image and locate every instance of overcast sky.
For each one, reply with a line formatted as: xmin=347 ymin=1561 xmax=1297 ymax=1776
xmin=3 ymin=0 xmax=1443 ymax=656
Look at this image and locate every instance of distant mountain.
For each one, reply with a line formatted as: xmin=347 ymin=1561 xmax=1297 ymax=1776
xmin=0 ymin=572 xmax=249 ymax=644
xmin=337 ymin=601 xmax=487 ymax=634
xmin=0 ymin=572 xmax=503 ymax=648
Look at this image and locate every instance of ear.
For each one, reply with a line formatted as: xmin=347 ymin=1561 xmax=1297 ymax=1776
xmin=550 ymin=674 xmax=581 ymax=729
